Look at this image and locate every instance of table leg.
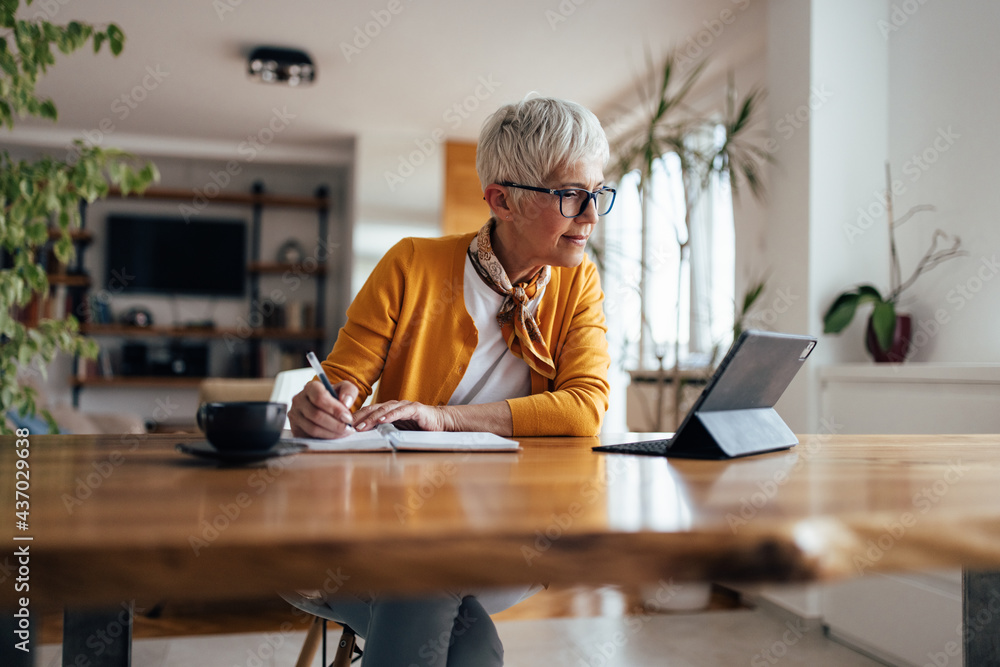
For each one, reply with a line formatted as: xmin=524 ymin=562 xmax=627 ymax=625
xmin=62 ymin=602 xmax=132 ymax=667
xmin=963 ymin=570 xmax=1000 ymax=665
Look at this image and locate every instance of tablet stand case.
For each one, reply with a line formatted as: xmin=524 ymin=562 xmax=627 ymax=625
xmin=664 ymin=406 xmax=798 ymax=459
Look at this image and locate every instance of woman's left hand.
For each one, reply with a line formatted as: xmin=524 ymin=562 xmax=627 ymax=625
xmin=353 ymin=400 xmax=452 ymax=432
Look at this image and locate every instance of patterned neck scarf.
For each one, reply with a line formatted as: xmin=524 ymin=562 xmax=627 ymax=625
xmin=467 ymin=221 xmax=555 ymax=379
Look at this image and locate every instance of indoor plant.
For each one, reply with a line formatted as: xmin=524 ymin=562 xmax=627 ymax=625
xmin=1 ymin=0 xmax=158 ymax=434
xmin=605 ymin=50 xmax=771 ymax=429
xmin=823 ymin=163 xmax=965 ymax=362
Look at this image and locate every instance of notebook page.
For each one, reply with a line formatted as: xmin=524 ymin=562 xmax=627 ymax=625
xmin=280 ymin=428 xmax=393 ymax=452
xmin=381 ymin=425 xmax=520 ymax=452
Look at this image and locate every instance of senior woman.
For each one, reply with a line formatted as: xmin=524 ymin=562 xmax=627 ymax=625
xmin=286 ymin=96 xmax=614 ymax=666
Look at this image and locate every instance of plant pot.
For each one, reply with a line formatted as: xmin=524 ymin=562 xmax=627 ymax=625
xmin=865 ymin=313 xmax=912 ymax=363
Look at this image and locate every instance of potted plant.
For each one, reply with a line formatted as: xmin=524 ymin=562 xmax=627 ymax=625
xmin=1 ymin=1 xmax=158 ymax=434
xmin=603 ymin=50 xmax=771 ymax=429
xmin=822 ymin=163 xmax=965 ymax=362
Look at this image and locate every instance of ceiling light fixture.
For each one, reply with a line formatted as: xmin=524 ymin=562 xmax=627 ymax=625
xmin=247 ymin=46 xmax=316 ymax=86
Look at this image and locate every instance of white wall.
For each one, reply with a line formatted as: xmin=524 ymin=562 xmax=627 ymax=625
xmin=886 ymin=0 xmax=1000 ymax=363
xmin=762 ymin=0 xmax=890 ymax=432
xmin=353 ymin=132 xmax=443 ymax=293
xmin=761 ymin=0 xmax=1000 ymax=432
xmin=762 ymin=0 xmax=814 ymax=433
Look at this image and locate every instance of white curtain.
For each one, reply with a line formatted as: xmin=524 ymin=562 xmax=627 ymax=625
xmin=595 ymin=130 xmax=736 ymax=432
xmin=687 ymin=169 xmax=736 ymax=359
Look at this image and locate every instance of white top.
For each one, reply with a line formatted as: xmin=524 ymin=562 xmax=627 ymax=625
xmin=448 ymin=254 xmax=543 ymax=406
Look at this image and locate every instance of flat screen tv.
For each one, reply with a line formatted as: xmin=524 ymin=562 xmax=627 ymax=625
xmin=105 ymin=214 xmax=247 ymax=297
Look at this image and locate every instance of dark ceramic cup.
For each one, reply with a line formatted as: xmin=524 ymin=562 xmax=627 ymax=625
xmin=196 ymin=401 xmax=287 ymax=452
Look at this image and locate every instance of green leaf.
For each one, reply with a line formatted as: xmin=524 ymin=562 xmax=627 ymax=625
xmin=39 ymin=98 xmax=57 ymax=120
xmin=0 ymin=5 xmax=147 ymax=434
xmin=871 ymin=301 xmax=897 ymax=352
xmin=741 ymin=280 xmax=765 ymax=314
xmin=855 ymin=284 xmax=885 ymax=304
xmin=823 ymin=292 xmax=860 ymax=334
xmin=42 ymin=409 xmax=60 ymax=435
xmin=106 ymin=24 xmax=124 ymax=56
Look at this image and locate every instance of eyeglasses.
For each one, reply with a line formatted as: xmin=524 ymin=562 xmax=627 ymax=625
xmin=499 ymin=182 xmax=617 ymax=218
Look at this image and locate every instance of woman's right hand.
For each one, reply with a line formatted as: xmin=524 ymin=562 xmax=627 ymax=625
xmin=287 ymin=380 xmax=359 ymax=439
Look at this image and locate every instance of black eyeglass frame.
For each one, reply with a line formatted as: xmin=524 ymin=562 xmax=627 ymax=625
xmin=499 ymin=182 xmax=617 ymax=218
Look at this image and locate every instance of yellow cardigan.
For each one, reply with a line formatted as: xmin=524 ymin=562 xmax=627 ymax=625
xmin=320 ymin=232 xmax=611 ymax=436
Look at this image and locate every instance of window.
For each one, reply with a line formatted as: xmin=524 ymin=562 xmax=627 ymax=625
xmin=594 ymin=128 xmax=736 ymax=432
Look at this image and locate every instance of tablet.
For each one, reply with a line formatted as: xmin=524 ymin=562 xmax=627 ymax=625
xmin=593 ymin=330 xmax=817 ymax=459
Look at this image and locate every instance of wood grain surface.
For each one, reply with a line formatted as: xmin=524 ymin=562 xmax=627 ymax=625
xmin=3 ymin=432 xmax=1000 ymax=610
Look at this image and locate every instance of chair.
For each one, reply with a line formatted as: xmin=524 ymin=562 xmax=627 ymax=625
xmin=195 ymin=370 xmax=363 ymax=664
xmin=198 ymin=377 xmax=274 ymax=405
xmin=296 ymin=617 xmax=361 ymax=667
xmin=269 ymin=367 xmax=318 ymax=428
xmin=270 ymin=367 xmax=379 ymax=429
xmin=271 ymin=367 xmax=366 ymax=665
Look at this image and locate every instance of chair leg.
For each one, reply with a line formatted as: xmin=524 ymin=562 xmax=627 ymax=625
xmin=331 ymin=625 xmax=358 ymax=667
xmin=295 ymin=616 xmax=324 ymax=667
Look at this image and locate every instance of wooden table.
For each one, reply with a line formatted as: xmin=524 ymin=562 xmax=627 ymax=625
xmin=4 ymin=432 xmax=1000 ymax=664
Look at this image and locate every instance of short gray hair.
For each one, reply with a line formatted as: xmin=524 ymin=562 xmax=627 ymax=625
xmin=476 ymin=97 xmax=609 ymax=207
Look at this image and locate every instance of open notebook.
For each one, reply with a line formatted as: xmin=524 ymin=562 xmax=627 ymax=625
xmin=281 ymin=423 xmax=520 ymax=453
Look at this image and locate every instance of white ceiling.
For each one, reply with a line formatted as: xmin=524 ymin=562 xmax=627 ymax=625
xmin=5 ymin=0 xmax=767 ymax=218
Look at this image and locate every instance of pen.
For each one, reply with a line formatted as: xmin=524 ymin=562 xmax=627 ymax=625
xmin=306 ymin=351 xmax=354 ymax=429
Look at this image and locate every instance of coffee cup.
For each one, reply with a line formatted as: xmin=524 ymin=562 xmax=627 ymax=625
xmin=196 ymin=401 xmax=287 ymax=452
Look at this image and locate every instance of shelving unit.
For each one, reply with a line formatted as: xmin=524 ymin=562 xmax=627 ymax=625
xmin=71 ymin=376 xmax=205 ymax=389
xmin=247 ymin=261 xmax=327 ymax=275
xmin=80 ymin=324 xmax=326 ymax=340
xmin=4 ymin=224 xmax=95 ymax=326
xmin=70 ymin=181 xmax=333 ymax=406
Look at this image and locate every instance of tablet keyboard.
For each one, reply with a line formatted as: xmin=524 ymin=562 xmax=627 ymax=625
xmin=592 ymin=438 xmax=672 ymax=456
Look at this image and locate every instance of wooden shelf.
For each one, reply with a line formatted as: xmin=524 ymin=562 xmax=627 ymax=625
xmin=72 ymin=376 xmax=206 ymax=389
xmin=48 ymin=274 xmax=91 ymax=287
xmin=70 ymin=180 xmax=335 ymax=406
xmin=47 ymin=228 xmax=94 ymax=244
xmin=81 ymin=324 xmax=325 ymax=340
xmin=247 ymin=261 xmax=327 ymax=276
xmin=107 ymin=186 xmax=329 ymax=210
